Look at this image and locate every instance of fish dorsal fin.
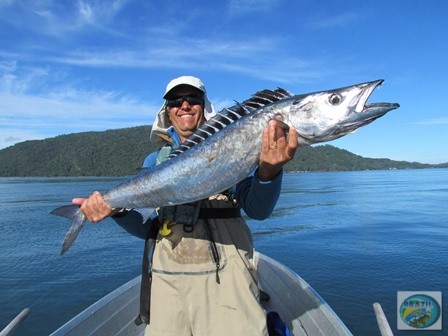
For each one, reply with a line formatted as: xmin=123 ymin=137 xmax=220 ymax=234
xmin=168 ymin=88 xmax=293 ymax=159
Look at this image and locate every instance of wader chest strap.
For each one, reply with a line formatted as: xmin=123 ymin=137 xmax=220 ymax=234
xmin=198 ymin=207 xmax=241 ymax=219
xmin=135 ymin=219 xmax=160 ymax=326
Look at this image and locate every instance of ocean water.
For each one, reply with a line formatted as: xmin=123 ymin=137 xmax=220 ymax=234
xmin=0 ymin=169 xmax=446 ymax=335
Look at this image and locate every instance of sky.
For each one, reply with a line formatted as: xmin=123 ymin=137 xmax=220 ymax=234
xmin=0 ymin=0 xmax=447 ymax=164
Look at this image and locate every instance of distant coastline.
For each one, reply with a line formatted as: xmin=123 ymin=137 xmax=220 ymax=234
xmin=1 ymin=126 xmax=446 ymax=177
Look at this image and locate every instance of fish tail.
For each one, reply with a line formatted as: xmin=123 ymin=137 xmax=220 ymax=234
xmin=51 ymin=205 xmax=87 ymax=255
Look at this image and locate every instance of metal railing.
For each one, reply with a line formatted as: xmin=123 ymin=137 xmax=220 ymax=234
xmin=0 ymin=308 xmax=31 ymax=336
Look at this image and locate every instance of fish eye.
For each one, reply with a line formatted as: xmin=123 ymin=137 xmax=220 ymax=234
xmin=329 ymin=93 xmax=343 ymax=106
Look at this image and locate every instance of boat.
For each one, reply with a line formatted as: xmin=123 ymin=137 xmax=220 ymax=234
xmin=45 ymin=252 xmax=353 ymax=335
xmin=3 ymin=252 xmax=395 ymax=336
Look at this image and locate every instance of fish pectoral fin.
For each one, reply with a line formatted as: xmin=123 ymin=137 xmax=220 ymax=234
xmin=51 ymin=204 xmax=87 ymax=255
xmin=270 ymin=119 xmax=290 ymax=131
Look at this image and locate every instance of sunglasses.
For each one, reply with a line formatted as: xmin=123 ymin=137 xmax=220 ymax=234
xmin=166 ymin=94 xmax=204 ymax=108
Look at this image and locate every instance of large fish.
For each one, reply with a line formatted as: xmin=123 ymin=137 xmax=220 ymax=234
xmin=52 ymin=79 xmax=399 ymax=254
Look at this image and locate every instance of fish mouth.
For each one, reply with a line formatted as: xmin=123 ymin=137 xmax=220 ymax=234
xmin=355 ymin=79 xmax=400 ymax=118
xmin=356 ymin=79 xmax=400 ymax=114
xmin=355 ymin=79 xmax=384 ymax=113
xmin=334 ymin=81 xmax=400 ymax=136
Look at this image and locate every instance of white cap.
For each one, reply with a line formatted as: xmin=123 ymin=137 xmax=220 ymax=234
xmin=150 ymin=76 xmax=216 ymax=147
xmin=163 ymin=75 xmax=206 ymax=99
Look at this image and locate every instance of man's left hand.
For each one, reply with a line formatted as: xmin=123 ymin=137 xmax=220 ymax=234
xmin=257 ymin=119 xmax=298 ymax=181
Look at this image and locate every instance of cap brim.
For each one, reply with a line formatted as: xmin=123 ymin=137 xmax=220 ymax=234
xmin=163 ymin=84 xmax=205 ymax=99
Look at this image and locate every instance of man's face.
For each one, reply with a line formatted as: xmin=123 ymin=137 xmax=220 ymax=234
xmin=166 ymin=87 xmax=206 ymax=142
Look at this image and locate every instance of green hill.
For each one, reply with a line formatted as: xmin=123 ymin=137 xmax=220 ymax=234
xmin=0 ymin=126 xmax=446 ymax=177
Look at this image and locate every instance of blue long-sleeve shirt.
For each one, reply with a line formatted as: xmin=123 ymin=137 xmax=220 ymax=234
xmin=114 ymin=127 xmax=283 ymax=239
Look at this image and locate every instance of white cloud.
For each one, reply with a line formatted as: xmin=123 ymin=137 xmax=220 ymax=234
xmin=0 ymin=64 xmax=157 ymax=149
xmin=0 ymin=96 xmax=154 ymax=149
xmin=0 ymin=0 xmax=14 ymax=7
xmin=227 ymin=0 xmax=282 ymax=16
xmin=33 ymin=35 xmax=326 ymax=84
xmin=75 ymin=0 xmax=130 ymax=26
xmin=306 ymin=12 xmax=360 ymax=30
xmin=77 ymin=0 xmax=95 ymax=23
xmin=0 ymin=1 xmax=332 ymax=85
xmin=413 ymin=118 xmax=448 ymax=126
xmin=0 ymin=0 xmax=131 ymax=38
xmin=0 ymin=63 xmax=51 ymax=94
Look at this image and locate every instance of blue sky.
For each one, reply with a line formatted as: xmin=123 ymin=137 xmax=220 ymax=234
xmin=0 ymin=0 xmax=447 ymax=164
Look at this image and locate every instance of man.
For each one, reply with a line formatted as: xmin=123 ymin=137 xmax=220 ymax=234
xmin=74 ymin=76 xmax=298 ymax=335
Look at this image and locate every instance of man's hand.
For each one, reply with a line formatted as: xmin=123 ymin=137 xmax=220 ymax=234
xmin=257 ymin=119 xmax=298 ymax=181
xmin=72 ymin=191 xmax=116 ymax=222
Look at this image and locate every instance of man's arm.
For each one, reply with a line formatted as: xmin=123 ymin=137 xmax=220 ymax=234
xmin=112 ymin=208 xmax=156 ymax=240
xmin=234 ymin=170 xmax=283 ymax=220
xmin=236 ymin=120 xmax=298 ymax=220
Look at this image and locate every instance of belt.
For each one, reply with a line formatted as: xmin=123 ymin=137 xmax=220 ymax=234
xmin=198 ymin=207 xmax=241 ymax=219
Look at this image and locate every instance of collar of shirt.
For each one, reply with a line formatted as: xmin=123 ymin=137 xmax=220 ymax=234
xmin=167 ymin=126 xmax=183 ymax=147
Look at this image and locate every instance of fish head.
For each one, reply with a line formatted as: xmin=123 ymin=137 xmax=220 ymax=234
xmin=285 ymin=79 xmax=400 ymax=145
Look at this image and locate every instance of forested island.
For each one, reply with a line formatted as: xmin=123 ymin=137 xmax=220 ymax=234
xmin=0 ymin=126 xmax=446 ymax=177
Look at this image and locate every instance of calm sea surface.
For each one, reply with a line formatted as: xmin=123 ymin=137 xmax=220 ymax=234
xmin=0 ymin=169 xmax=447 ymax=335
